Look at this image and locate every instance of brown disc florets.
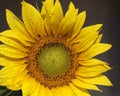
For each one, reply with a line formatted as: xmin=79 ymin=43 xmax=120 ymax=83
xmin=26 ymin=36 xmax=79 ymax=88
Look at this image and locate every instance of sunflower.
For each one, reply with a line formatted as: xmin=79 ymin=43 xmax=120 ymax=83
xmin=0 ymin=0 xmax=112 ymax=96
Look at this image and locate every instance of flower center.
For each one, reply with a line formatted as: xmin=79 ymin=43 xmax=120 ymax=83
xmin=27 ymin=36 xmax=79 ymax=88
xmin=37 ymin=43 xmax=71 ymax=77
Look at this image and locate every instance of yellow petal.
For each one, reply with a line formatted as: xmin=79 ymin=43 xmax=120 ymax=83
xmin=0 ymin=57 xmax=26 ymax=66
xmin=69 ymin=83 xmax=90 ymax=96
xmin=30 ymin=82 xmax=40 ymax=96
xmin=22 ymin=77 xmax=36 ymax=96
xmin=6 ymin=85 xmax=20 ymax=90
xmin=0 ymin=30 xmax=31 ymax=47
xmin=58 ymin=86 xmax=75 ymax=96
xmin=0 ymin=71 xmax=28 ymax=90
xmin=22 ymin=1 xmax=46 ymax=38
xmin=95 ymin=34 xmax=103 ymax=43
xmin=45 ymin=87 xmax=52 ymax=96
xmin=79 ymin=58 xmax=108 ymax=66
xmin=72 ymin=24 xmax=103 ymax=43
xmin=44 ymin=17 xmax=52 ymax=35
xmin=41 ymin=0 xmax=54 ymax=16
xmin=7 ymin=71 xmax=28 ymax=90
xmin=0 ymin=78 xmax=12 ymax=86
xmin=0 ymin=45 xmax=28 ymax=58
xmin=0 ymin=57 xmax=8 ymax=66
xmin=39 ymin=84 xmax=45 ymax=96
xmin=68 ymin=11 xmax=86 ymax=40
xmin=0 ymin=36 xmax=28 ymax=52
xmin=49 ymin=0 xmax=63 ymax=35
xmin=73 ymin=31 xmax=98 ymax=53
xmin=43 ymin=0 xmax=63 ymax=35
xmin=0 ymin=78 xmax=21 ymax=90
xmin=75 ymin=64 xmax=111 ymax=77
xmin=52 ymin=86 xmax=74 ymax=96
xmin=51 ymin=88 xmax=62 ymax=96
xmin=77 ymin=75 xmax=113 ymax=86
xmin=72 ymin=79 xmax=101 ymax=91
xmin=0 ymin=64 xmax=26 ymax=78
xmin=58 ymin=2 xmax=78 ymax=35
xmin=78 ymin=43 xmax=112 ymax=60
xmin=6 ymin=9 xmax=33 ymax=41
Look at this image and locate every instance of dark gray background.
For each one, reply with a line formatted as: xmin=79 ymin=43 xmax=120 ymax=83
xmin=0 ymin=0 xmax=119 ymax=96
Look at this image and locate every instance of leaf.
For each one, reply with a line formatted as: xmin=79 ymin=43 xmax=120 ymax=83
xmin=0 ymin=86 xmax=22 ymax=96
xmin=0 ymin=86 xmax=9 ymax=95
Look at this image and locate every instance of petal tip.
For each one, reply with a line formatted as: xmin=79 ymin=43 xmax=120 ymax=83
xmin=82 ymin=11 xmax=86 ymax=14
xmin=81 ymin=11 xmax=86 ymax=18
xmin=21 ymin=0 xmax=26 ymax=5
xmin=6 ymin=9 xmax=9 ymax=12
xmin=97 ymin=24 xmax=103 ymax=29
xmin=6 ymin=9 xmax=12 ymax=15
xmin=69 ymin=1 xmax=75 ymax=9
xmin=105 ymin=44 xmax=112 ymax=51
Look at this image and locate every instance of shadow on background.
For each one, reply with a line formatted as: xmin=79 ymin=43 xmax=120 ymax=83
xmin=0 ymin=0 xmax=119 ymax=96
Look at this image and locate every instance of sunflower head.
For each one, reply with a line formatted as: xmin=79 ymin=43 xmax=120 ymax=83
xmin=0 ymin=0 xmax=112 ymax=96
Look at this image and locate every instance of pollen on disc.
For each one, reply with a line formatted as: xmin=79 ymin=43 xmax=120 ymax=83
xmin=37 ymin=43 xmax=71 ymax=77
